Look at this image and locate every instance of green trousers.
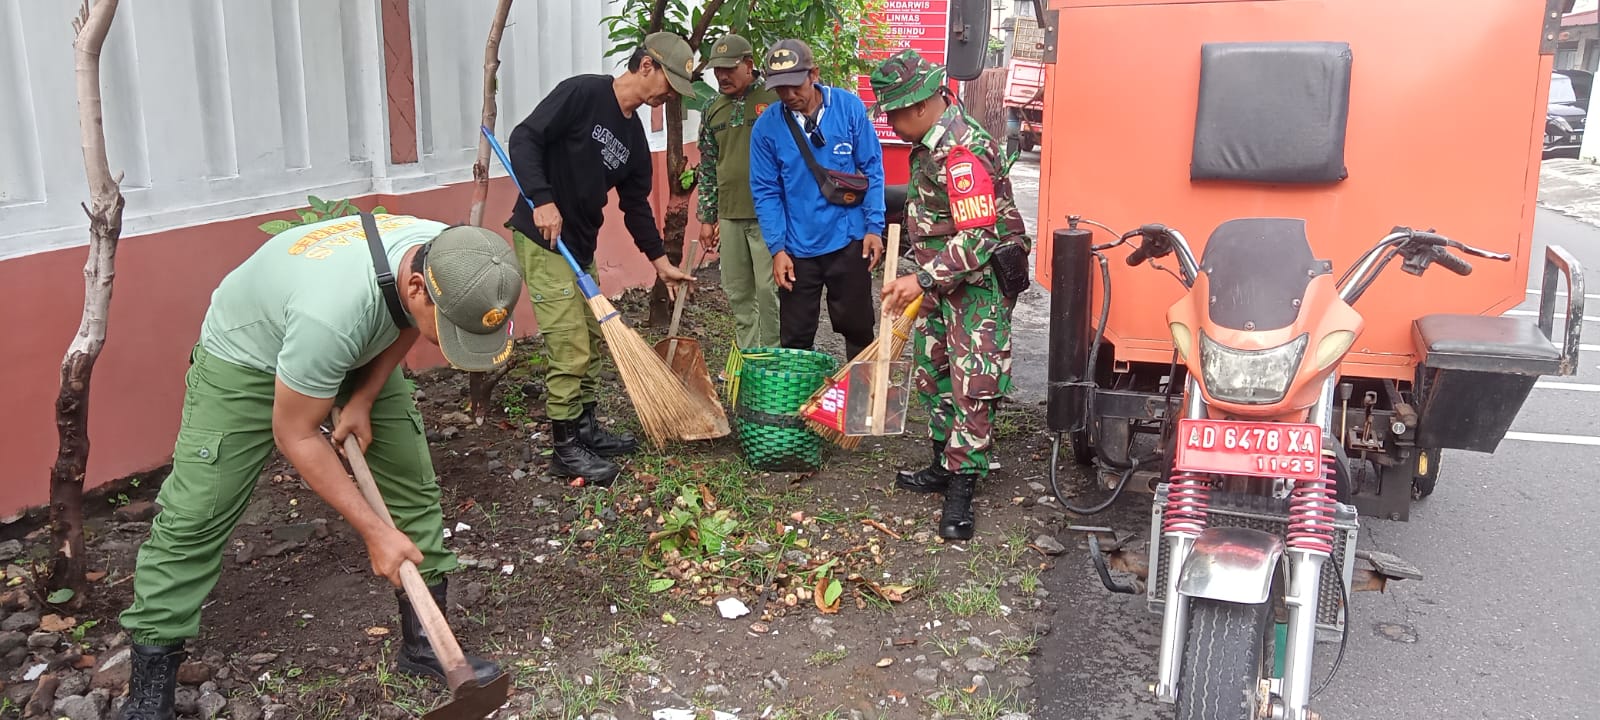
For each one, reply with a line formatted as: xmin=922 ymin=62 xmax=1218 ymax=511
xmin=717 ymin=218 xmax=780 ymax=349
xmin=512 ymin=230 xmax=604 ymax=422
xmin=120 ymin=346 xmax=454 ymax=647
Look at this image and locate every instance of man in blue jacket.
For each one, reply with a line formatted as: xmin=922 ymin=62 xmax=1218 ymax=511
xmin=750 ymin=39 xmax=887 ymax=361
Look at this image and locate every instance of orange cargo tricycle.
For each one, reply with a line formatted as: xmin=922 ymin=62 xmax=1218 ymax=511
xmin=949 ymin=0 xmax=1592 ymax=718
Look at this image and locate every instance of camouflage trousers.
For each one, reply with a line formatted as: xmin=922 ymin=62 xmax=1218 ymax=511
xmin=913 ymin=281 xmax=1014 ymax=477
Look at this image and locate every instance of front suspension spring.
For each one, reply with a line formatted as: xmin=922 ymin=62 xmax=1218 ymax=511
xmin=1286 ymin=452 xmax=1339 ymax=555
xmin=1161 ymin=470 xmax=1210 ymax=536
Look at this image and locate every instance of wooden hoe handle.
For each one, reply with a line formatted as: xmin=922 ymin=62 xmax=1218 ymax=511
xmin=330 ymin=408 xmax=477 ymax=691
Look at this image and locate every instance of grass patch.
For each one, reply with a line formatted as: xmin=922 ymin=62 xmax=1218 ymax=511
xmin=924 ymin=686 xmax=1033 ymax=720
xmin=807 ymin=646 xmax=851 ymax=667
xmin=936 ymin=576 xmax=1006 ymax=618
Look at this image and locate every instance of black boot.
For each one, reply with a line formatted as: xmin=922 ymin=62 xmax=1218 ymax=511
xmin=939 ymin=474 xmax=979 ymax=540
xmin=896 ymin=438 xmax=952 ymax=493
xmin=396 ymin=578 xmax=503 ymax=687
xmin=577 ymin=402 xmax=638 ymax=457
xmin=115 ymin=643 xmax=186 ymax=720
xmin=549 ymin=418 xmax=621 ymax=486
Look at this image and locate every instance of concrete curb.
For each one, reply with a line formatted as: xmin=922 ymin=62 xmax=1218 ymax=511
xmin=1539 ymin=158 xmax=1600 ymax=227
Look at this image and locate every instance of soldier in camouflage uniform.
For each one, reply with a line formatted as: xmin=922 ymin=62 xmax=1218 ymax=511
xmin=872 ymin=49 xmax=1031 ymax=540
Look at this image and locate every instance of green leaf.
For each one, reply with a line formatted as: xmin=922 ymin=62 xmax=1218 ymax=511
xmin=372 ymin=205 xmax=387 ymax=215
xmin=47 ymin=588 xmax=75 ymax=604
xmin=258 ymin=219 xmax=296 ymax=236
xmin=648 ymin=578 xmax=675 ymax=593
xmin=299 ymin=210 xmax=320 ymax=223
xmin=307 ymin=195 xmax=329 ymax=213
xmin=823 ymin=578 xmax=842 ymax=607
xmin=678 ymin=168 xmax=695 ymax=191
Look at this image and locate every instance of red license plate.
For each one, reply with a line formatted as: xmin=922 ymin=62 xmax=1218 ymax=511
xmin=1173 ymin=419 xmax=1324 ymax=480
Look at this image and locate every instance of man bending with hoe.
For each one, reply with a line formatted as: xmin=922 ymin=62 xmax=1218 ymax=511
xmin=116 ymin=214 xmax=523 ymax=719
xmin=507 ymin=32 xmax=697 ymax=486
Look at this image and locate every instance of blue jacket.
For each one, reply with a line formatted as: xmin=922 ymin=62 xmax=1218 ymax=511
xmin=749 ymin=85 xmax=886 ymax=259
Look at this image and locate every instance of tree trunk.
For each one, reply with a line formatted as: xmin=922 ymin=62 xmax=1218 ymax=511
xmin=49 ymin=0 xmax=125 ymax=607
xmin=467 ymin=0 xmax=513 ymax=229
xmin=466 ymin=0 xmax=515 ymax=425
xmin=647 ymin=0 xmax=726 ymax=327
xmin=648 ymin=97 xmax=693 ymax=327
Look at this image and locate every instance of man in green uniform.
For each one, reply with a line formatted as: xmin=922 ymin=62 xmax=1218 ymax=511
xmin=873 ymin=50 xmax=1032 ymax=540
xmin=696 ymin=33 xmax=781 ymax=350
xmin=507 ymin=32 xmax=697 ymax=486
xmin=115 ymin=214 xmax=522 ymax=720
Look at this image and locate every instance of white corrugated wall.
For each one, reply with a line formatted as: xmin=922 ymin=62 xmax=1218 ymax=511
xmin=0 ymin=0 xmax=690 ymax=262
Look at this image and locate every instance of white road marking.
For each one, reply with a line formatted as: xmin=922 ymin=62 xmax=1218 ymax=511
xmin=1534 ymin=381 xmax=1600 ymax=392
xmin=1503 ymin=309 xmax=1600 ymax=323
xmin=1526 ymin=288 xmax=1600 ymax=301
xmin=1504 ymin=431 xmax=1600 ymax=447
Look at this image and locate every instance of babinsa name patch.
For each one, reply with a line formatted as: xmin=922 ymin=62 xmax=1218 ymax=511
xmin=945 ymin=145 xmax=997 ymax=230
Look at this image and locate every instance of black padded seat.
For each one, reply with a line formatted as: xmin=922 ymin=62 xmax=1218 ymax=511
xmin=1413 ymin=314 xmax=1561 ymax=376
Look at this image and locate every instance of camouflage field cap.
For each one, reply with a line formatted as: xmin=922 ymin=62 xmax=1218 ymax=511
xmin=869 ymin=49 xmax=947 ymax=114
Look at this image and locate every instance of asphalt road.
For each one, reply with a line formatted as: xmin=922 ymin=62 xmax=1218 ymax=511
xmin=1004 ymin=152 xmax=1600 ymax=720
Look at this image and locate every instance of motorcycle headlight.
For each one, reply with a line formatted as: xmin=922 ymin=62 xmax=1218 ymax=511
xmin=1199 ymin=333 xmax=1309 ymax=405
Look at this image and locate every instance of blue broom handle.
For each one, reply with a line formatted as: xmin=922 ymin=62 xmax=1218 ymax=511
xmin=480 ymin=126 xmax=600 ymax=298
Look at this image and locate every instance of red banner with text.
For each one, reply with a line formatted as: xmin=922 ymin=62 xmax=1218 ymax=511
xmin=856 ymin=0 xmax=953 ymax=145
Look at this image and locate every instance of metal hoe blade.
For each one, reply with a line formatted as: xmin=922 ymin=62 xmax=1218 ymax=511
xmin=421 ymin=672 xmax=512 ymax=720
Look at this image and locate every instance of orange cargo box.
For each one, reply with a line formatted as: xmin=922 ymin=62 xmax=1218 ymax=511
xmin=1033 ymin=0 xmax=1556 ymax=382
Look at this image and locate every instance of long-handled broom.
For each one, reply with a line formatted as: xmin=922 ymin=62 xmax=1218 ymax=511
xmin=799 ymin=294 xmax=924 ymax=450
xmin=481 ymin=126 xmax=720 ymax=448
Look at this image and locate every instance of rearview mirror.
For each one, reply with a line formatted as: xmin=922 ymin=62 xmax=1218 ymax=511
xmin=946 ymin=0 xmax=993 ymax=81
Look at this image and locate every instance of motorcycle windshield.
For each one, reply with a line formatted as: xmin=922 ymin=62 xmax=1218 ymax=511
xmin=1197 ymin=217 xmax=1332 ymax=332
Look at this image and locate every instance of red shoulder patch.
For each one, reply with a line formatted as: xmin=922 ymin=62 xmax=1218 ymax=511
xmin=945 ymin=145 xmax=997 ymax=231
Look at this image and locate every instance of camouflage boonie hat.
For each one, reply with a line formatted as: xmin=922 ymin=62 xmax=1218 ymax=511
xmin=869 ymin=49 xmax=947 ymax=114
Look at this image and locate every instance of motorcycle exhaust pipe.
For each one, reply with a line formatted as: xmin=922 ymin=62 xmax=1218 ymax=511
xmin=1048 ymin=225 xmax=1094 ymax=432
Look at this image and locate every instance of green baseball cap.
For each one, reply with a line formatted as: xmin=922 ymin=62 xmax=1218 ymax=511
xmin=869 ymin=49 xmax=947 ymax=114
xmin=707 ymin=34 xmax=753 ymax=69
xmin=643 ymin=31 xmax=697 ymax=98
xmin=422 ymin=226 xmax=524 ymax=372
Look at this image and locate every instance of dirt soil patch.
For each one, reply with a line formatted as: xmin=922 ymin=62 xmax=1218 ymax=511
xmin=0 ymin=266 xmax=1092 ymax=720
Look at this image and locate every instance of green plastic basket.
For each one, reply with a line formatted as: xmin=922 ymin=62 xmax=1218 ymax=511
xmin=730 ymin=347 xmax=837 ymax=471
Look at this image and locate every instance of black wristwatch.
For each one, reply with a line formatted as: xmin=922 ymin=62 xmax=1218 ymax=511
xmin=916 ymin=270 xmax=935 ymax=290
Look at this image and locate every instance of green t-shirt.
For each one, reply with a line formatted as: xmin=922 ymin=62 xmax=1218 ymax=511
xmin=198 ymin=214 xmax=446 ymax=398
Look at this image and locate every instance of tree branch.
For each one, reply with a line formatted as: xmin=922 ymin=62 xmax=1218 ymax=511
xmin=646 ymin=0 xmax=668 ymax=32
xmin=687 ymin=0 xmax=729 ymax=46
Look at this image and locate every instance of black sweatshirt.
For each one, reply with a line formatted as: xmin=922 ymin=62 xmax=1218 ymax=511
xmin=507 ymin=74 xmax=666 ymax=268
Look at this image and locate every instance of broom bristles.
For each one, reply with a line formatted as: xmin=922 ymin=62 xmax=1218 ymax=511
xmin=587 ymin=295 xmax=722 ymax=448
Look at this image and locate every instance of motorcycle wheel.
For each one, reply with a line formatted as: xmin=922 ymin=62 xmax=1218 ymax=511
xmin=1176 ymin=598 xmax=1273 ymax=720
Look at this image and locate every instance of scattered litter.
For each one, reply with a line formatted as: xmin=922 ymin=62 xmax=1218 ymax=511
xmin=717 ymin=597 xmax=750 ymax=619
xmin=454 ymin=522 xmax=472 ymax=534
xmin=365 ymin=627 xmax=389 ymax=637
xmin=876 ymin=657 xmax=894 ymax=668
xmin=500 ymin=564 xmax=515 ymax=575
xmin=23 ymin=663 xmax=46 ymax=681
xmin=441 ymin=528 xmax=452 ymax=539
xmin=654 ymin=709 xmax=737 ymax=720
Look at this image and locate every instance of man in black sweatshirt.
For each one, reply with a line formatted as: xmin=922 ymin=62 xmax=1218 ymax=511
xmin=507 ymin=32 xmax=697 ymax=486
